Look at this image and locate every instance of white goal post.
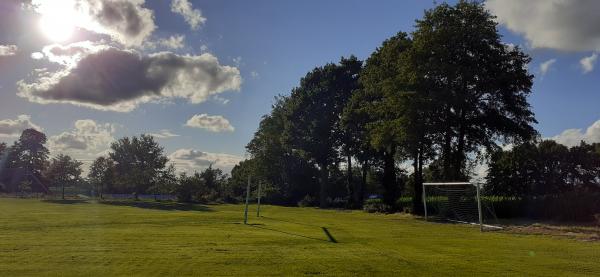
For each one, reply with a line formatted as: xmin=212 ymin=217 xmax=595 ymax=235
xmin=422 ymin=182 xmax=485 ymax=231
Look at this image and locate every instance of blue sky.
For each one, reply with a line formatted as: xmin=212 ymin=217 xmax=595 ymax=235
xmin=0 ymin=0 xmax=599 ymax=172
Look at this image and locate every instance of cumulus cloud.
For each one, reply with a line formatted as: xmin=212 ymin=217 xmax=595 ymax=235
xmin=17 ymin=46 xmax=242 ymax=112
xmin=145 ymin=34 xmax=186 ymax=50
xmin=168 ymin=148 xmax=243 ymax=173
xmin=31 ymin=52 xmax=44 ymax=59
xmin=148 ymin=129 xmax=179 ymax=139
xmin=0 ymin=44 xmax=18 ymax=56
xmin=549 ymin=119 xmax=600 ymax=147
xmin=47 ymin=119 xmax=116 ymax=173
xmin=539 ymin=58 xmax=556 ymax=76
xmin=185 ymin=114 xmax=234 ymax=132
xmin=170 ymin=0 xmax=206 ymax=30
xmin=32 ymin=0 xmax=156 ymax=46
xmin=486 ymin=0 xmax=600 ymax=51
xmin=41 ymin=41 xmax=109 ymax=66
xmin=580 ymin=53 xmax=598 ymax=74
xmin=0 ymin=115 xmax=42 ymax=138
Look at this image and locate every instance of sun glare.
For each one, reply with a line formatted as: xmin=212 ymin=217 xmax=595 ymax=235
xmin=35 ymin=0 xmax=79 ymax=42
xmin=39 ymin=15 xmax=75 ymax=42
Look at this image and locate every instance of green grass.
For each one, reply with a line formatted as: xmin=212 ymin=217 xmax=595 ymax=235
xmin=0 ymin=198 xmax=599 ymax=276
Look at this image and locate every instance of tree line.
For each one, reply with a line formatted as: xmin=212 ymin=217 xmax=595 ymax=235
xmin=0 ymin=129 xmax=243 ymax=203
xmin=233 ymin=1 xmax=599 ymax=220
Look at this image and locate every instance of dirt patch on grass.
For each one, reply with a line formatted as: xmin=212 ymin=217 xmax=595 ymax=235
xmin=503 ymin=223 xmax=600 ymax=242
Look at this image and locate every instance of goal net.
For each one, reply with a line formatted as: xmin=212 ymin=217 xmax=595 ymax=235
xmin=422 ymin=182 xmax=500 ymax=231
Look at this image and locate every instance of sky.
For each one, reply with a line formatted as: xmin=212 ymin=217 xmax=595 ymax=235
xmin=0 ymin=0 xmax=599 ymax=174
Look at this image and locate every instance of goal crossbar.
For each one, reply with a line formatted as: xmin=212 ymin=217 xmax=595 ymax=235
xmin=422 ymin=182 xmax=485 ymax=232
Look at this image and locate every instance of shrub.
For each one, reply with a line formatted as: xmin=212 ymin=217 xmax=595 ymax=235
xmin=297 ymin=195 xmax=317 ymax=207
xmin=363 ymin=198 xmax=393 ymax=213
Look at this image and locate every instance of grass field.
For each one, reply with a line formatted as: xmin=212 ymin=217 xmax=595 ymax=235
xmin=0 ymin=198 xmax=599 ymax=276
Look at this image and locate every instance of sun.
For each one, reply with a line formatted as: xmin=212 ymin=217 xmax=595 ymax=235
xmin=35 ymin=0 xmax=79 ymax=42
xmin=39 ymin=15 xmax=75 ymax=42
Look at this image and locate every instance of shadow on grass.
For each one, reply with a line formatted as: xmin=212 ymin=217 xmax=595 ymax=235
xmin=100 ymin=200 xmax=213 ymax=212
xmin=321 ymin=227 xmax=338 ymax=243
xmin=248 ymin=224 xmax=333 ymax=243
xmin=259 ymin=216 xmax=322 ymax=228
xmin=42 ymin=199 xmax=89 ymax=205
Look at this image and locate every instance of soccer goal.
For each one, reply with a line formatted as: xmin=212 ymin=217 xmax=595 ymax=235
xmin=422 ymin=182 xmax=500 ymax=231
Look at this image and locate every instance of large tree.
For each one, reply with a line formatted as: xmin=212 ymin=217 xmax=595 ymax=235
xmin=410 ymin=1 xmax=537 ymax=181
xmin=44 ymin=154 xmax=83 ymax=199
xmin=284 ymin=56 xmax=362 ymax=208
xmin=348 ymin=33 xmax=415 ymax=208
xmin=109 ymin=135 xmax=168 ymax=198
xmin=7 ymin=129 xmax=49 ymax=176
xmin=246 ymin=96 xmax=320 ymax=205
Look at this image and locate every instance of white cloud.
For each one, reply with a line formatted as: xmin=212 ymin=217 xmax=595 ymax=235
xmin=168 ymin=148 xmax=243 ymax=173
xmin=250 ymin=71 xmax=259 ymax=79
xmin=0 ymin=115 xmax=42 ymax=138
xmin=32 ymin=0 xmax=156 ymax=46
xmin=47 ymin=119 xmax=117 ymax=174
xmin=145 ymin=34 xmax=186 ymax=50
xmin=580 ymin=53 xmax=598 ymax=74
xmin=158 ymin=34 xmax=185 ymax=49
xmin=49 ymin=119 xmax=116 ymax=154
xmin=17 ymin=46 xmax=242 ymax=112
xmin=549 ymin=119 xmax=600 ymax=147
xmin=185 ymin=114 xmax=234 ymax=132
xmin=0 ymin=44 xmax=18 ymax=56
xmin=148 ymin=129 xmax=179 ymax=139
xmin=170 ymin=0 xmax=206 ymax=30
xmin=31 ymin=52 xmax=44 ymax=59
xmin=486 ymin=0 xmax=600 ymax=51
xmin=539 ymin=58 xmax=556 ymax=76
xmin=232 ymin=56 xmax=242 ymax=66
xmin=41 ymin=41 xmax=109 ymax=66
xmin=200 ymin=44 xmax=209 ymax=52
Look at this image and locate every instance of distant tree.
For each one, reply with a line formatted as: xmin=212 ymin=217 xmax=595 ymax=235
xmin=7 ymin=129 xmax=49 ymax=176
xmin=18 ymin=180 xmax=32 ymax=197
xmin=109 ymin=135 xmax=168 ymax=199
xmin=0 ymin=142 xmax=6 ymax=156
xmin=88 ymin=156 xmax=116 ymax=198
xmin=44 ymin=154 xmax=83 ymax=199
xmin=148 ymin=164 xmax=178 ymax=200
xmin=174 ymin=172 xmax=203 ymax=203
xmin=199 ymin=164 xmax=227 ymax=201
xmin=567 ymin=142 xmax=600 ymax=192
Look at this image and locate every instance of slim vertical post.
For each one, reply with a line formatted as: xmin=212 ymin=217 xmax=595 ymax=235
xmin=422 ymin=183 xmax=428 ymax=221
xmin=476 ymin=183 xmax=483 ymax=232
xmin=256 ymin=181 xmax=262 ymax=217
xmin=244 ymin=176 xmax=250 ymax=225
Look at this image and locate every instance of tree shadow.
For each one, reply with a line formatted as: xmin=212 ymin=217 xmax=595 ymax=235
xmin=42 ymin=199 xmax=89 ymax=205
xmin=100 ymin=200 xmax=213 ymax=212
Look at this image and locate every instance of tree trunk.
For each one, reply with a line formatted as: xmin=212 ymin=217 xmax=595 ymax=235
xmin=319 ymin=163 xmax=328 ymax=209
xmin=346 ymin=154 xmax=354 ymax=208
xmin=62 ymin=183 xmax=65 ymax=200
xmin=356 ymin=161 xmax=368 ymax=208
xmin=382 ymin=147 xmax=397 ymax=208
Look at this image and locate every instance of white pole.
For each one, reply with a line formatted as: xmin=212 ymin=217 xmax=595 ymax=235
xmin=422 ymin=182 xmax=428 ymax=221
xmin=244 ymin=176 xmax=250 ymax=224
xmin=256 ymin=181 xmax=262 ymax=217
xmin=476 ymin=183 xmax=483 ymax=232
